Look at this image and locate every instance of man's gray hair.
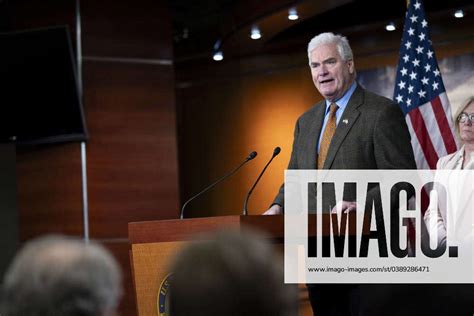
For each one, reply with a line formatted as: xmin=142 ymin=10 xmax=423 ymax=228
xmin=307 ymin=32 xmax=353 ymax=65
xmin=0 ymin=235 xmax=122 ymax=316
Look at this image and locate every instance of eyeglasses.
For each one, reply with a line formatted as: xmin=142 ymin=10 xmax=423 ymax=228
xmin=457 ymin=112 xmax=474 ymax=124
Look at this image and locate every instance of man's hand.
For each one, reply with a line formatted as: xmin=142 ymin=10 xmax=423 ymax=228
xmin=263 ymin=204 xmax=282 ymax=215
xmin=331 ymin=201 xmax=357 ymax=214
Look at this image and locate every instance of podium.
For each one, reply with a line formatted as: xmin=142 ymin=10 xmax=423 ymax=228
xmin=129 ymin=215 xmax=285 ymax=316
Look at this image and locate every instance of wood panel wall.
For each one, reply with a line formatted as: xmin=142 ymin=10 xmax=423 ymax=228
xmin=9 ymin=1 xmax=179 ymax=315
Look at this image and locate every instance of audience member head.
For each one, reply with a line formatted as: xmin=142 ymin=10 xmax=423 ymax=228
xmin=169 ymin=229 xmax=297 ymax=316
xmin=1 ymin=235 xmax=122 ymax=316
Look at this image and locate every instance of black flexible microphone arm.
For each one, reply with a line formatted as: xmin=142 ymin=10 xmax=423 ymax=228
xmin=242 ymin=147 xmax=281 ymax=216
xmin=180 ymin=151 xmax=257 ymax=219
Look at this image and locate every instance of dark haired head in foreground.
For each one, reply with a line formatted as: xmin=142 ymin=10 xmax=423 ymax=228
xmin=169 ymin=229 xmax=298 ymax=316
xmin=1 ymin=235 xmax=122 ymax=316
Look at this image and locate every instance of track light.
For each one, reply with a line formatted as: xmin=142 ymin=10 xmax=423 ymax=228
xmin=385 ymin=22 xmax=396 ymax=32
xmin=213 ymin=51 xmax=223 ymax=61
xmin=250 ymin=26 xmax=261 ymax=40
xmin=288 ymin=8 xmax=299 ymax=20
xmin=454 ymin=9 xmax=464 ymax=18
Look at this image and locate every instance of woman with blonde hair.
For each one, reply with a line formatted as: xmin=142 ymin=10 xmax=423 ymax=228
xmin=424 ymin=96 xmax=474 ymax=247
xmin=439 ymin=96 xmax=474 ymax=170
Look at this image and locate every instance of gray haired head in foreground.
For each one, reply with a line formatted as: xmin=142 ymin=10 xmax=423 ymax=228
xmin=169 ymin=228 xmax=298 ymax=316
xmin=1 ymin=235 xmax=122 ymax=316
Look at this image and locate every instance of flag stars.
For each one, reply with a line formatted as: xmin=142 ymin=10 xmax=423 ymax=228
xmin=395 ymin=2 xmax=446 ymax=116
xmin=418 ymin=90 xmax=427 ymax=98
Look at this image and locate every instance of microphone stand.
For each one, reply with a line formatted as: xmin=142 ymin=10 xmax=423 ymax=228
xmin=180 ymin=151 xmax=257 ymax=219
xmin=242 ymin=147 xmax=280 ymax=216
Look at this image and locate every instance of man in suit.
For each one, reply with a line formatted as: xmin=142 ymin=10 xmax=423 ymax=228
xmin=264 ymin=32 xmax=416 ymax=316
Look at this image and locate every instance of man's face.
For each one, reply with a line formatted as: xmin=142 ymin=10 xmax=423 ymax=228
xmin=310 ymin=43 xmax=354 ymax=102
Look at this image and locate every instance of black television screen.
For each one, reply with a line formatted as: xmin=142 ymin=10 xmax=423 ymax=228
xmin=1 ymin=25 xmax=87 ymax=145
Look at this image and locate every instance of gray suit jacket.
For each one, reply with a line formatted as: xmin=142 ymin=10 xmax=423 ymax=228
xmin=273 ymin=84 xmax=416 ymax=210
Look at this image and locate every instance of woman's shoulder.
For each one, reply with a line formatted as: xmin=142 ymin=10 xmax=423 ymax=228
xmin=437 ymin=149 xmax=462 ymax=169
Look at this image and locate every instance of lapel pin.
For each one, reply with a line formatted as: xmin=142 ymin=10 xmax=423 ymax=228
xmin=342 ymin=119 xmax=349 ymax=124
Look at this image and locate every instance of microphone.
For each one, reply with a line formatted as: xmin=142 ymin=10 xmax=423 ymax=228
xmin=180 ymin=151 xmax=257 ymax=219
xmin=242 ymin=147 xmax=281 ymax=216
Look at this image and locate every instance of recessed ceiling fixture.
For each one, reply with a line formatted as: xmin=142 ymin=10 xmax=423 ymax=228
xmin=213 ymin=50 xmax=223 ymax=61
xmin=288 ymin=8 xmax=299 ymax=20
xmin=250 ymin=26 xmax=261 ymax=40
xmin=212 ymin=40 xmax=223 ymax=61
xmin=454 ymin=9 xmax=464 ymax=18
xmin=385 ymin=22 xmax=396 ymax=32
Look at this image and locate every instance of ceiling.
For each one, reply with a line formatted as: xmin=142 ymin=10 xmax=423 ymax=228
xmin=170 ymin=0 xmax=474 ymax=63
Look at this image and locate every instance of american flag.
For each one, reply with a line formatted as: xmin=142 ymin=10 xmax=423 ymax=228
xmin=393 ymin=0 xmax=458 ymax=170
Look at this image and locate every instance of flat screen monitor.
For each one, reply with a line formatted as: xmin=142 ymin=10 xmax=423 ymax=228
xmin=0 ymin=25 xmax=87 ymax=145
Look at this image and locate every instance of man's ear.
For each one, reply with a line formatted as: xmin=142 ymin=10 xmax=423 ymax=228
xmin=347 ymin=59 xmax=355 ymax=74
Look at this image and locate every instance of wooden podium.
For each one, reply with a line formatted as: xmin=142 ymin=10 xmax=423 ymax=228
xmin=128 ymin=215 xmax=286 ymax=316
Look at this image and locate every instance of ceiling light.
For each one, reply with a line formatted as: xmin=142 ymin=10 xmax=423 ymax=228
xmin=212 ymin=40 xmax=223 ymax=61
xmin=454 ymin=9 xmax=464 ymax=18
xmin=213 ymin=51 xmax=223 ymax=61
xmin=385 ymin=22 xmax=396 ymax=32
xmin=288 ymin=8 xmax=299 ymax=20
xmin=250 ymin=26 xmax=261 ymax=40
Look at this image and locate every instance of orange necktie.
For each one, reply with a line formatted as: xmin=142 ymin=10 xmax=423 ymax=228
xmin=317 ymin=103 xmax=338 ymax=169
